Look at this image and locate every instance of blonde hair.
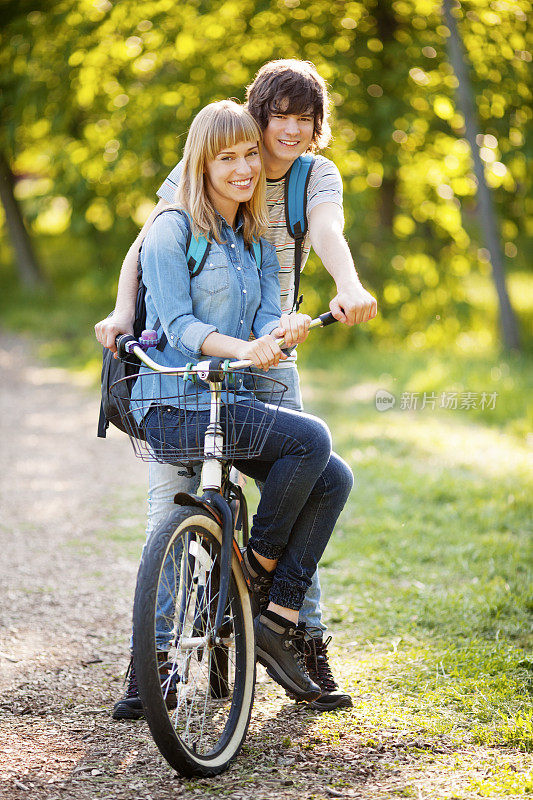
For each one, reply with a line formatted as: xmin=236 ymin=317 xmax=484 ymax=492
xmin=177 ymin=100 xmax=268 ymax=244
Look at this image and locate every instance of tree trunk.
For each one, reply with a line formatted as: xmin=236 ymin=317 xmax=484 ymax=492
xmin=0 ymin=151 xmax=45 ymax=288
xmin=442 ymin=0 xmax=520 ymax=350
xmin=375 ymin=4 xmax=398 ymax=230
xmin=379 ymin=175 xmax=397 ymax=229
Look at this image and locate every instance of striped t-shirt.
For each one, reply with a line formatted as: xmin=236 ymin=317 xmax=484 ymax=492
xmin=156 ymin=154 xmax=343 ymax=315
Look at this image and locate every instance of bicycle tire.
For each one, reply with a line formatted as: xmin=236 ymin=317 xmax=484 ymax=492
xmin=133 ymin=505 xmax=255 ymax=777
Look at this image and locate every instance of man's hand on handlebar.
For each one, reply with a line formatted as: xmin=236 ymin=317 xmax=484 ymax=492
xmin=272 ymin=313 xmax=312 ymax=348
xmin=236 ymin=334 xmax=287 ymax=371
xmin=330 ymin=284 xmax=377 ymax=326
xmin=95 ymin=312 xmax=135 ymax=353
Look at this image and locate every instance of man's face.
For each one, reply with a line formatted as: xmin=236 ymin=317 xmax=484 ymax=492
xmin=262 ymin=101 xmax=315 ymax=169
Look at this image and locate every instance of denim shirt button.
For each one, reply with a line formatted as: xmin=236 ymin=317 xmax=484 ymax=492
xmin=243 ymin=289 xmax=247 ymax=294
xmin=231 ymin=244 xmax=235 ymax=248
xmin=237 ymin=266 xmax=241 ymax=270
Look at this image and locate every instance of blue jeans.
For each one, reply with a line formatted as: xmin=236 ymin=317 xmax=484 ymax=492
xmin=144 ymin=400 xmax=353 ymax=610
xmin=146 ymin=365 xmax=326 ymax=631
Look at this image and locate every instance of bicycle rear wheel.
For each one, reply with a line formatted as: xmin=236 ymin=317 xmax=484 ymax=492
xmin=133 ymin=506 xmax=255 ymax=777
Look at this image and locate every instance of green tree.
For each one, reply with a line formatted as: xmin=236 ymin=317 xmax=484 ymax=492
xmin=443 ymin=0 xmax=520 ymax=350
xmin=1 ymin=0 xmax=530 ymax=348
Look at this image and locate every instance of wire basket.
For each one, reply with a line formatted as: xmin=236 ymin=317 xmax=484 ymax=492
xmin=110 ymin=370 xmax=287 ymax=466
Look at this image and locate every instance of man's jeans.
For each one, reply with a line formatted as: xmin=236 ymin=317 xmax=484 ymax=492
xmin=145 ymin=365 xmax=326 ymax=632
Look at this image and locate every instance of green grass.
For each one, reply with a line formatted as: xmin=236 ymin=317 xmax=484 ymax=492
xmin=298 ymin=338 xmax=533 ymax=440
xmin=297 ymin=354 xmax=532 ymax=759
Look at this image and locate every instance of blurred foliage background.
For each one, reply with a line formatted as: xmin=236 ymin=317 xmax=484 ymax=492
xmin=0 ymin=0 xmax=531 ymax=364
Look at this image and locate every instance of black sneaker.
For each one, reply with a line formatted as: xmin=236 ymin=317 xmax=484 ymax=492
xmin=254 ymin=614 xmax=321 ymax=701
xmin=241 ymin=549 xmax=273 ymax=617
xmin=112 ymin=653 xmax=177 ymax=721
xmin=304 ymin=635 xmax=353 ymax=711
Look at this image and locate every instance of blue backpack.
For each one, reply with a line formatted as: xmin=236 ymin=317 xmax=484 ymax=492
xmin=283 ymin=154 xmax=315 ymax=311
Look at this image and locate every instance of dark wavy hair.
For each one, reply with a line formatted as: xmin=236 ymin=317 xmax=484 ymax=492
xmin=246 ymin=59 xmax=331 ymax=152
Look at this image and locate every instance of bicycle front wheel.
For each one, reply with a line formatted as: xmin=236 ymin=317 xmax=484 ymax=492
xmin=133 ymin=506 xmax=255 ymax=777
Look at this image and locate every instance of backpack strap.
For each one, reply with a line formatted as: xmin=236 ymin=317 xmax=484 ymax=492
xmin=137 ymin=207 xmax=212 ymax=351
xmin=284 ymin=154 xmax=315 ymax=312
xmin=251 ymin=239 xmax=262 ymax=272
xmin=186 ymin=226 xmax=211 ymax=278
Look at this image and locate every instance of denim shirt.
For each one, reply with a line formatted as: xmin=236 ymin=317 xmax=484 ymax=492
xmin=131 ymin=210 xmax=282 ymax=417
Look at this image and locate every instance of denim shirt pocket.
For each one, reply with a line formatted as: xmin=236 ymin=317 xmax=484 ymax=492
xmin=192 ymin=251 xmax=230 ymax=295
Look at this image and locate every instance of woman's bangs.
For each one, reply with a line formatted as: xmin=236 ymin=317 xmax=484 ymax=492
xmin=206 ymin=110 xmax=260 ymax=159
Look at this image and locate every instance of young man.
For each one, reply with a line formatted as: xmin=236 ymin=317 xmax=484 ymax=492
xmin=96 ymin=59 xmax=377 ymax=714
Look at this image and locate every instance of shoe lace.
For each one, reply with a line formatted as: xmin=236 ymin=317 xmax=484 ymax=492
xmin=305 ymin=636 xmax=339 ymax=692
xmin=290 ymin=628 xmax=311 ymax=674
xmin=123 ymin=657 xmax=138 ymax=699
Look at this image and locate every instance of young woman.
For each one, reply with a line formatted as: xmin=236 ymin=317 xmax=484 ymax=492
xmin=115 ymin=100 xmax=353 ymax=714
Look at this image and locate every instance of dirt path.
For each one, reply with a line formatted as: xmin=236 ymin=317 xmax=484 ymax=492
xmin=0 ymin=334 xmax=531 ymax=800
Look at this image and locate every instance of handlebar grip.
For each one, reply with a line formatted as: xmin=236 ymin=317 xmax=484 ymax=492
xmin=319 ymin=312 xmax=338 ymax=327
xmin=115 ymin=334 xmax=137 ymax=360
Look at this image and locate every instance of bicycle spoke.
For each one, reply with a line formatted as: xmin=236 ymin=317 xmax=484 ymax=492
xmin=156 ymin=533 xmax=236 ymax=754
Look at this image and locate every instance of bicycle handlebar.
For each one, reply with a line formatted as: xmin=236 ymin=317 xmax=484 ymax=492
xmin=317 ymin=311 xmax=337 ymax=327
xmin=116 ymin=311 xmax=338 ymax=377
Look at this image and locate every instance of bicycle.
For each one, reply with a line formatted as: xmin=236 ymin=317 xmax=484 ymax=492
xmin=111 ymin=311 xmax=337 ymax=777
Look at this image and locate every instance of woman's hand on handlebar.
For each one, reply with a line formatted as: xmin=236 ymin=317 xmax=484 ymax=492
xmin=236 ymin=334 xmax=287 ymax=371
xmin=95 ymin=312 xmax=134 ymax=353
xmin=272 ymin=313 xmax=312 ymax=348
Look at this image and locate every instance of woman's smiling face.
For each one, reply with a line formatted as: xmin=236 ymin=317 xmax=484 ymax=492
xmin=204 ymin=139 xmax=262 ymax=219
